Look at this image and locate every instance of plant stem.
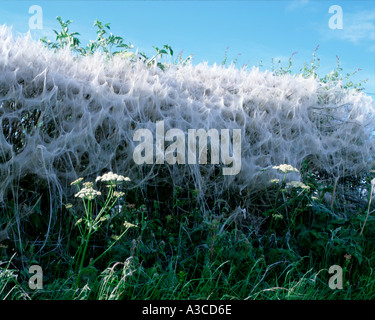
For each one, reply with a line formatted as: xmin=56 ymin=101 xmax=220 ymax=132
xmin=88 ymin=227 xmax=130 ymax=267
xmin=360 ymin=183 xmax=374 ymax=236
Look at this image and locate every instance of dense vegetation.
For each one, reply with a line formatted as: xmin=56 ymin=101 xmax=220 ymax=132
xmin=1 ymin=17 xmax=374 ymax=300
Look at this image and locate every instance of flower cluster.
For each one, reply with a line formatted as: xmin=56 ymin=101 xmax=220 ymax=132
xmin=286 ymin=181 xmax=310 ymax=190
xmin=75 ymin=187 xmax=102 ymax=200
xmin=273 ymin=164 xmax=299 ymax=174
xmin=96 ymin=172 xmax=131 ymax=185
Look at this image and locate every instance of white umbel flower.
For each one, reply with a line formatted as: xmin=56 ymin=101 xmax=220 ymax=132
xmin=96 ymin=172 xmax=131 ymax=184
xmin=74 ymin=187 xmax=102 ymax=200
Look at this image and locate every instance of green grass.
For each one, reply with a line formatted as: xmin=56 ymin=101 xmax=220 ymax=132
xmin=1 ymin=163 xmax=375 ymax=300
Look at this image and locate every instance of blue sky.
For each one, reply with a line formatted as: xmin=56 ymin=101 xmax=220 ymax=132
xmin=0 ymin=0 xmax=374 ymax=93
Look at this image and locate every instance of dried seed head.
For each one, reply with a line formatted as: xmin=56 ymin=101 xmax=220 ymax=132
xmin=82 ymin=181 xmax=94 ymax=189
xmin=96 ymin=172 xmax=131 ymax=184
xmin=113 ymin=191 xmax=125 ymax=198
xmin=74 ymin=187 xmax=101 ymax=200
